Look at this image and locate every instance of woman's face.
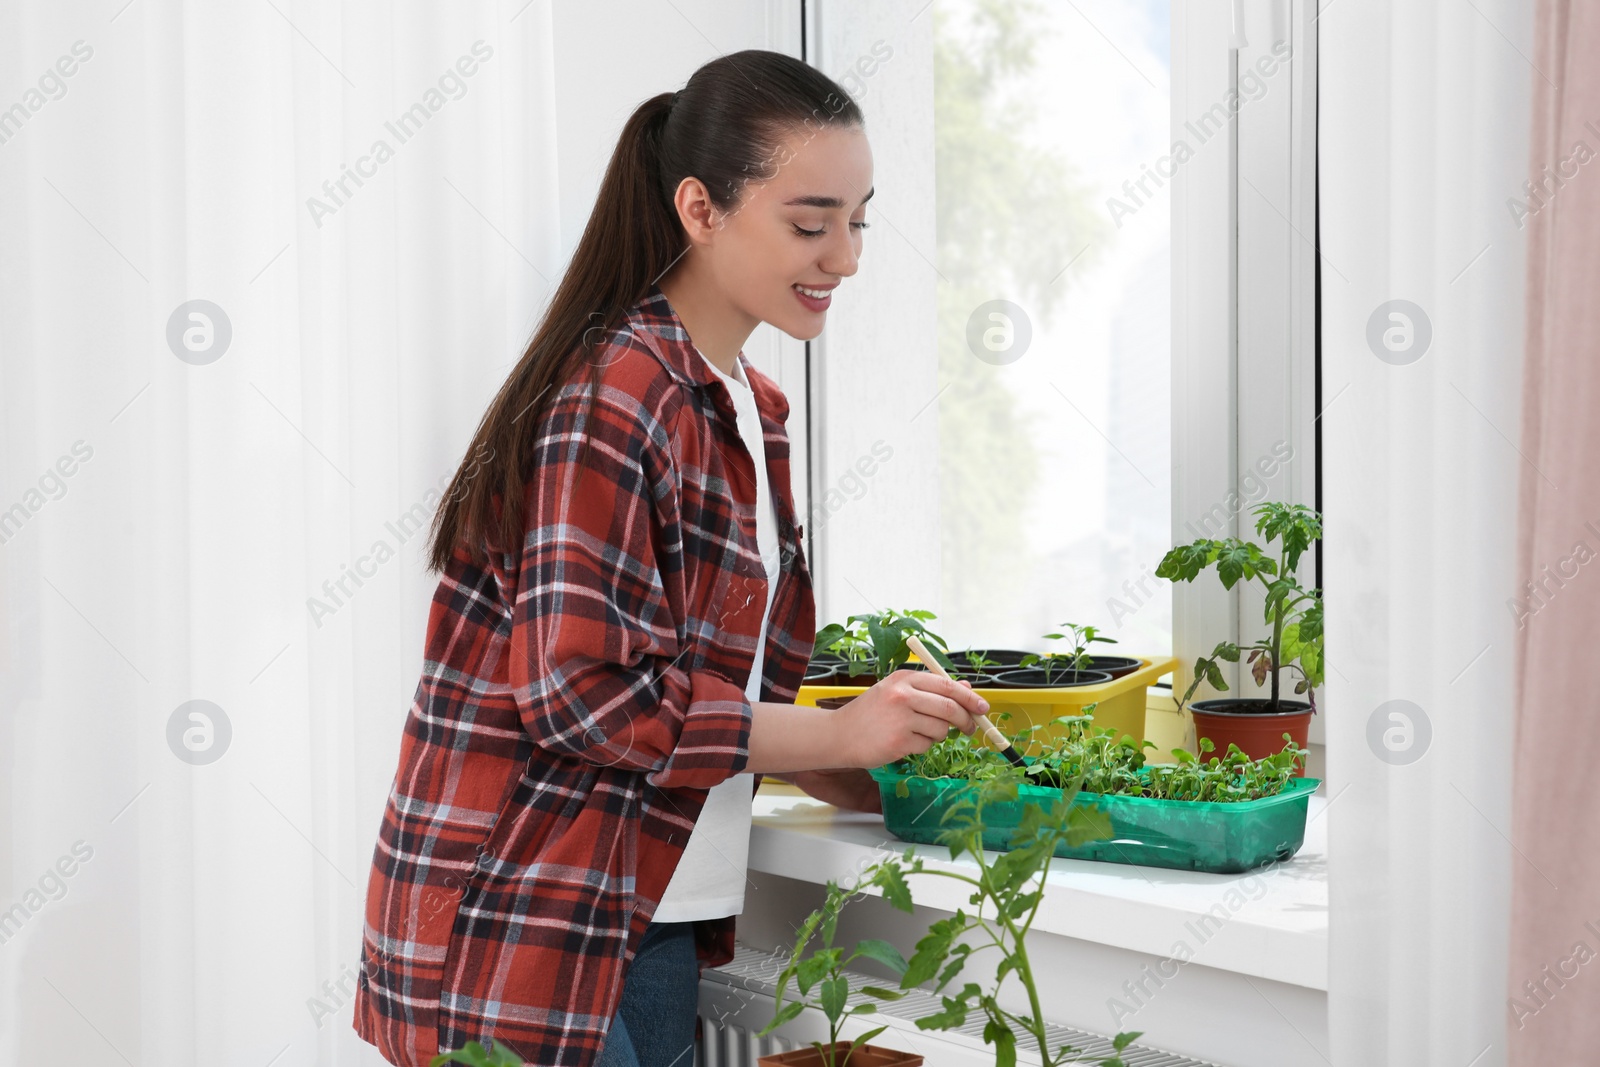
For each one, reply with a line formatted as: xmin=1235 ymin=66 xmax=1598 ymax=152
xmin=696 ymin=123 xmax=874 ymax=341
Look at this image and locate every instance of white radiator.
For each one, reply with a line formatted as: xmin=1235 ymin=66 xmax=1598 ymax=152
xmin=696 ymin=944 xmax=1224 ymax=1067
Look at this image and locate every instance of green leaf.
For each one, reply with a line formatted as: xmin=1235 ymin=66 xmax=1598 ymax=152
xmin=1300 ymin=641 xmax=1323 ymax=687
xmin=984 ymin=1019 xmax=1018 ymax=1067
xmin=1299 ymin=597 xmax=1324 ymax=643
xmin=1066 ymin=803 xmax=1114 ymax=848
xmin=1001 ymin=888 xmax=1042 ymax=920
xmin=1255 ymin=501 xmax=1320 ymax=573
xmin=995 ymin=955 xmax=1015 ymax=985
xmin=849 ymin=1026 xmax=888 ymax=1053
xmin=813 ymin=623 xmax=848 ymax=656
xmin=819 ymin=976 xmax=847 ymax=1023
xmin=757 ymin=1000 xmax=806 ymax=1036
xmin=431 ymin=1039 xmax=497 ymax=1067
xmin=1113 ymin=1030 xmax=1143 ymax=1051
xmin=902 ymin=931 xmax=955 ymax=987
xmin=1279 ymin=621 xmax=1304 ymax=664
xmin=859 ymin=985 xmax=907 ymax=1001
xmin=937 ymin=954 xmax=968 ymax=990
xmin=874 ymin=862 xmax=914 ymax=913
xmin=851 ymin=938 xmax=909 ymax=975
xmin=913 ymin=982 xmax=982 ymax=1031
xmin=1212 ymin=540 xmax=1261 ymax=588
xmin=796 ymin=952 xmax=832 ymax=995
xmin=1203 ymin=659 xmax=1229 ymax=692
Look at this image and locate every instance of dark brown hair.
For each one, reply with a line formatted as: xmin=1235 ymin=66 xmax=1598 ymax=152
xmin=425 ymin=49 xmax=864 ymax=574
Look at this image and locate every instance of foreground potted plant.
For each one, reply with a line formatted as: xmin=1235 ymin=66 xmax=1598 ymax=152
xmin=1155 ymin=502 xmax=1324 ymax=769
xmin=758 ymin=878 xmax=922 ymax=1066
xmin=855 ymin=769 xmax=1146 ymax=1066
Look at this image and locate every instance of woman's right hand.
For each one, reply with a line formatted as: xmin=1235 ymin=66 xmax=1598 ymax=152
xmin=832 ymin=669 xmax=990 ymax=769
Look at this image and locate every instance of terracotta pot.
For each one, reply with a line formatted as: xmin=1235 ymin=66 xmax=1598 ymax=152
xmin=1189 ymin=698 xmax=1314 ymax=777
xmin=986 ymin=667 xmax=1113 ymax=689
xmin=758 ymin=1041 xmax=925 ymax=1067
xmin=814 ymin=695 xmax=857 ymax=710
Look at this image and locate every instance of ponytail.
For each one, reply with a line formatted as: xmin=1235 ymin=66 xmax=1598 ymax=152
xmin=426 ymin=50 xmax=863 ymax=574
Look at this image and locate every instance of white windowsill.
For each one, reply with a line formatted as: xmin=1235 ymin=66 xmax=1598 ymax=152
xmin=749 ymin=783 xmax=1329 ymax=993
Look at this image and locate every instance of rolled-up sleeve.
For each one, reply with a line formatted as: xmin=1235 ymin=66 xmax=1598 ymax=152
xmin=507 ymin=374 xmax=752 ymax=791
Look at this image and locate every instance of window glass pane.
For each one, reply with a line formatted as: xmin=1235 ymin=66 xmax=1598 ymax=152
xmin=933 ymin=0 xmax=1172 ymax=658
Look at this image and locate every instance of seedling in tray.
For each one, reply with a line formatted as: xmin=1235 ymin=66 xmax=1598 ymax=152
xmin=891 ymin=711 xmax=1307 ymax=803
xmin=1022 ymin=621 xmax=1118 ymax=676
xmin=812 ymin=609 xmax=957 ymax=681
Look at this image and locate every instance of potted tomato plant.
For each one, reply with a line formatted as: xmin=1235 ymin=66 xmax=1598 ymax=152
xmin=857 ymin=769 xmax=1145 ymax=1066
xmin=758 ymin=877 xmax=923 ymax=1066
xmin=1156 ymin=502 xmax=1324 ymax=770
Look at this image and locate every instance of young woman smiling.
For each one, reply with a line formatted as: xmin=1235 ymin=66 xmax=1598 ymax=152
xmin=351 ymin=49 xmax=989 ymax=1067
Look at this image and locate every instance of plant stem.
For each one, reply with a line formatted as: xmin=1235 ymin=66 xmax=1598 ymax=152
xmin=1271 ymin=547 xmax=1285 ymax=709
xmin=996 ymin=907 xmax=1052 ymax=1064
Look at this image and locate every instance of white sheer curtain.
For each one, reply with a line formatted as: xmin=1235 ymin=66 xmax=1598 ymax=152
xmin=1319 ymin=1 xmax=1532 ymax=1064
xmin=0 ymin=2 xmax=788 ymax=1063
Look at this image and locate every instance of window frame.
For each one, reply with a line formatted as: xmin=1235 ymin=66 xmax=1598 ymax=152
xmin=1171 ymin=0 xmax=1321 ymax=740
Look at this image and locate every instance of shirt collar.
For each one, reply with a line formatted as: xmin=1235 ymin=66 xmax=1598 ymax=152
xmin=624 ymin=282 xmax=792 ymax=426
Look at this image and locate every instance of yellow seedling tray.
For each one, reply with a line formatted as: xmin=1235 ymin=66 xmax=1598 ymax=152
xmin=796 ymin=655 xmax=1178 ymax=756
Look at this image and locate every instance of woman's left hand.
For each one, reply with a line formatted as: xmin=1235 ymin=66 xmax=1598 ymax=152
xmin=786 ymin=767 xmax=883 ymax=814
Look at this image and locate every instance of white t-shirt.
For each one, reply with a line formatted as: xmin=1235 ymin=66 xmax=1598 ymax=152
xmin=653 ymin=349 xmax=781 ymax=922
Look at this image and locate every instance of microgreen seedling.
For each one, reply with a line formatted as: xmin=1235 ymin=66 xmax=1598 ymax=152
xmin=891 ymin=711 xmax=1306 ymax=803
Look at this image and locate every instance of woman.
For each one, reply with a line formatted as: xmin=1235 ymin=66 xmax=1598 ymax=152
xmin=351 ymin=49 xmax=989 ymax=1067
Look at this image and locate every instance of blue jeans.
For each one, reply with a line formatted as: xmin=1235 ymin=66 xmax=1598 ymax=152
xmin=595 ymin=920 xmax=701 ymax=1067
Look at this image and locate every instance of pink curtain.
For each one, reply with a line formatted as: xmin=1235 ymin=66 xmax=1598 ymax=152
xmin=1510 ymin=2 xmax=1600 ymax=1062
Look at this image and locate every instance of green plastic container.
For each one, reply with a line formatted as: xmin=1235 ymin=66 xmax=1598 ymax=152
xmin=868 ymin=764 xmax=1321 ymax=875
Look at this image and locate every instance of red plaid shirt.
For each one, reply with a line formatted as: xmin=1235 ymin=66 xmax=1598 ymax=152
xmin=352 ymin=283 xmax=816 ymax=1067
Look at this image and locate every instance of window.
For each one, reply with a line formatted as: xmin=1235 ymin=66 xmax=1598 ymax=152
xmin=806 ymin=0 xmax=1317 ymax=720
xmin=806 ymin=0 xmax=1172 ymax=657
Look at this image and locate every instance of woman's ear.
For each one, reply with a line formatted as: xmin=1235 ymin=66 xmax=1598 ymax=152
xmin=673 ymin=175 xmax=725 ymax=246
